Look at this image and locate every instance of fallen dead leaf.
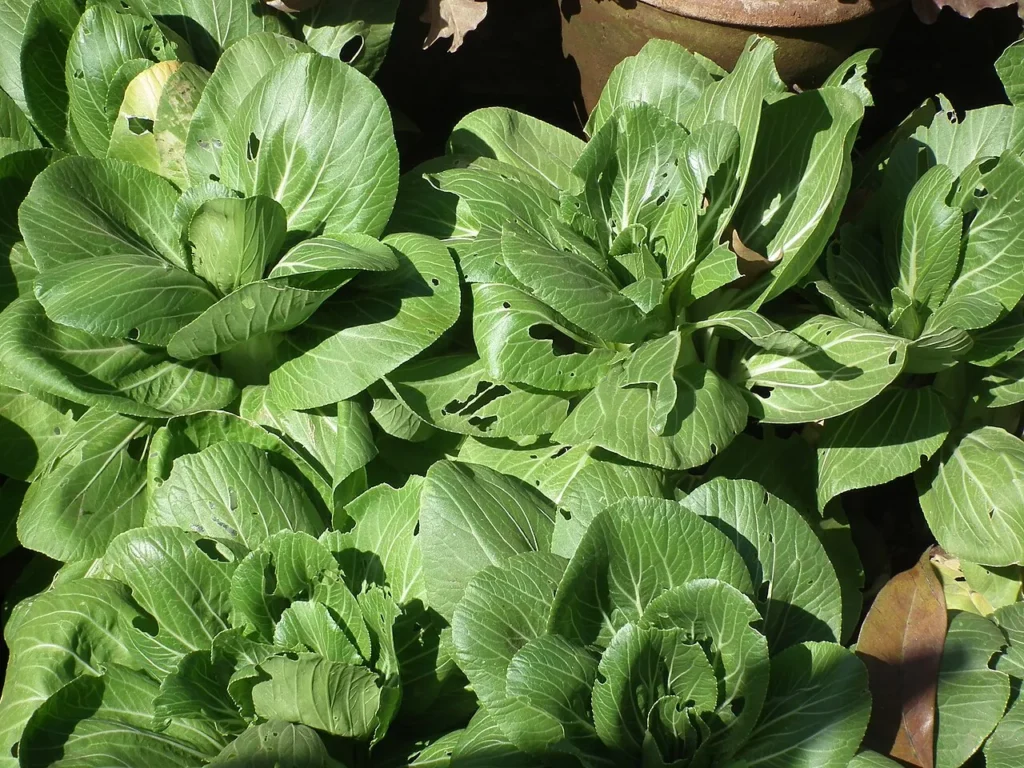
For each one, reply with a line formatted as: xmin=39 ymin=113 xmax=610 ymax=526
xmin=857 ymin=548 xmax=947 ymax=768
xmin=912 ymin=0 xmax=1019 ymax=23
xmin=421 ymin=0 xmax=488 ymax=52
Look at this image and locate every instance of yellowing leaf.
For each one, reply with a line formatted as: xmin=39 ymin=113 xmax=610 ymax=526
xmin=421 ymin=0 xmax=487 ymax=52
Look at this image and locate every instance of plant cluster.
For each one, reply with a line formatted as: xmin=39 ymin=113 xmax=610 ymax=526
xmin=0 ymin=0 xmax=1023 ymax=765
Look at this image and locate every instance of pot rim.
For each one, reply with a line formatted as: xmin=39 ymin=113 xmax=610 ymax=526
xmin=635 ymin=0 xmax=907 ymax=28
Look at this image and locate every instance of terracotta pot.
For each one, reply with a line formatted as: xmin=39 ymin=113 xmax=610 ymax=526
xmin=561 ymin=0 xmax=908 ymax=116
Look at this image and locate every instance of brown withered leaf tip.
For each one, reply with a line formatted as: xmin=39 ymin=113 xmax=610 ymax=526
xmin=856 ymin=547 xmax=948 ymax=768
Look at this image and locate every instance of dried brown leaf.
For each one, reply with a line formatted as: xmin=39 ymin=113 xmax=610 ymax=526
xmin=857 ymin=548 xmax=948 ymax=768
xmin=421 ymin=0 xmax=488 ymax=52
xmin=912 ymin=0 xmax=1019 ymax=23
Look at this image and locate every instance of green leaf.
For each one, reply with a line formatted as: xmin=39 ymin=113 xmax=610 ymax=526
xmin=571 ymin=102 xmax=695 ymax=254
xmin=737 ymin=87 xmax=864 ymax=307
xmin=420 ymin=460 xmax=556 ymax=621
xmin=639 ymin=580 xmax=770 ymax=763
xmin=593 ymin=622 xmax=718 ymax=759
xmin=300 ymin=0 xmax=398 ymax=77
xmin=148 ymin=440 xmax=326 ymax=548
xmin=501 ymin=223 xmax=658 ymax=345
xmin=221 ymin=53 xmax=397 ymax=238
xmin=918 ymin=426 xmax=1024 ymax=567
xmin=734 ymin=642 xmax=871 ymax=768
xmin=935 ymin=611 xmax=1009 ymax=768
xmin=0 ymin=386 xmax=74 ymax=481
xmin=548 ymin=497 xmax=752 ymax=649
xmin=450 ymin=709 xmax=539 ymax=767
xmin=18 ymin=665 xmax=225 ymax=768
xmin=450 ymin=107 xmax=585 ymax=192
xmin=823 ymin=49 xmax=879 ymax=108
xmin=932 ymin=153 xmax=1024 ymax=331
xmin=103 ymin=526 xmax=238 ymax=674
xmin=826 ymin=224 xmax=891 ymax=322
xmin=0 ymin=0 xmax=33 ymax=111
xmin=189 ymin=195 xmax=287 ymax=295
xmin=980 ymin=352 xmax=1024 ymax=408
xmin=154 ymin=651 xmax=245 ymax=735
xmin=472 ymin=282 xmax=621 ymax=392
xmin=685 ymin=478 xmax=843 ymax=650
xmin=251 ymin=654 xmax=381 ymax=739
xmin=186 ymin=32 xmax=311 ymax=184
xmin=65 ymin=4 xmax=175 ymax=158
xmin=586 ymin=38 xmax=713 ymax=136
xmin=456 ymin=440 xmax=667 ymax=546
xmin=145 ymin=0 xmax=287 ymax=69
xmin=34 ymin=253 xmax=219 ymax=345
xmin=228 ymin=531 xmax=347 ymax=642
xmin=913 ymin=104 xmax=1024 ymax=178
xmin=896 ymin=164 xmax=962 ymax=312
xmin=817 ymin=387 xmax=951 ymax=510
xmin=689 ymin=310 xmax=816 ymax=356
xmin=18 ymin=410 xmax=150 ymax=563
xmin=20 ymin=0 xmax=82 ymax=151
xmin=452 ymin=552 xmax=567 ymax=713
xmin=967 ymin=307 xmax=1024 ymax=366
xmin=688 ymin=242 xmax=741 ymax=301
xmin=0 ymin=480 xmax=25 ymax=558
xmin=152 ymin=62 xmax=210 ymax=187
xmin=209 ymin=721 xmax=338 ymax=767
xmin=500 ymin=634 xmax=603 ymax=760
xmin=679 ymin=36 xmax=784 ymax=241
xmin=738 ymin=315 xmax=908 ymax=424
xmin=0 ymin=89 xmax=37 ymax=147
xmin=0 ymin=296 xmax=237 ymax=417
xmin=271 ymin=233 xmax=460 ymax=409
xmin=240 ymin=387 xmax=375 ymax=494
xmin=107 ymin=61 xmax=181 ymax=178
xmin=20 ymin=155 xmax=186 ymax=272
xmin=553 ymin=362 xmax=749 ymax=471
xmin=0 ymin=579 xmax=143 ymax=767
xmin=985 ymin=694 xmax=1024 ymax=768
xmin=387 ymin=355 xmax=570 ymax=440
xmin=324 ymin=477 xmax=424 ymax=604
xmin=996 ymin=40 xmax=1024 ymax=104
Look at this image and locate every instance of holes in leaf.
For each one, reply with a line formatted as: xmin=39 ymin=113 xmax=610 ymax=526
xmin=11 ymin=743 xmax=18 ymax=759
xmin=468 ymin=415 xmax=499 ymax=431
xmin=731 ymin=697 xmax=745 ymax=716
xmin=431 ymin=277 xmax=440 ymax=286
xmin=757 ymin=581 xmax=770 ymax=602
xmin=443 ymin=381 xmax=511 ymax=417
xmin=132 ymin=610 xmax=160 ymax=637
xmin=552 ymin=446 xmax=571 ymax=459
xmin=887 ymin=349 xmax=899 ymax=365
xmin=120 ymin=1 xmax=129 ymax=8
xmin=247 ymin=132 xmax=261 ymax=161
xmin=212 ymin=517 xmax=239 ymax=537
xmin=126 ymin=327 xmax=141 ymax=340
xmin=413 ymin=521 xmax=420 ymax=536
xmin=209 ymin=174 xmax=220 ymax=182
xmin=502 ymin=301 xmax=511 ymax=309
xmin=126 ymin=434 xmax=148 ymax=461
xmin=73 ymin=70 xmax=85 ymax=80
xmin=339 ymin=34 xmax=364 ymax=64
xmin=751 ymin=385 xmax=773 ymax=400
xmin=762 ymin=491 xmax=770 ymax=505
xmin=709 ymin=443 xmax=718 ymax=456
xmin=656 ymin=193 xmax=668 ymax=206
xmin=53 ymin=426 xmax=62 ymax=436
xmin=196 ymin=538 xmax=232 ymax=562
xmin=529 ymin=324 xmax=590 ymax=357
